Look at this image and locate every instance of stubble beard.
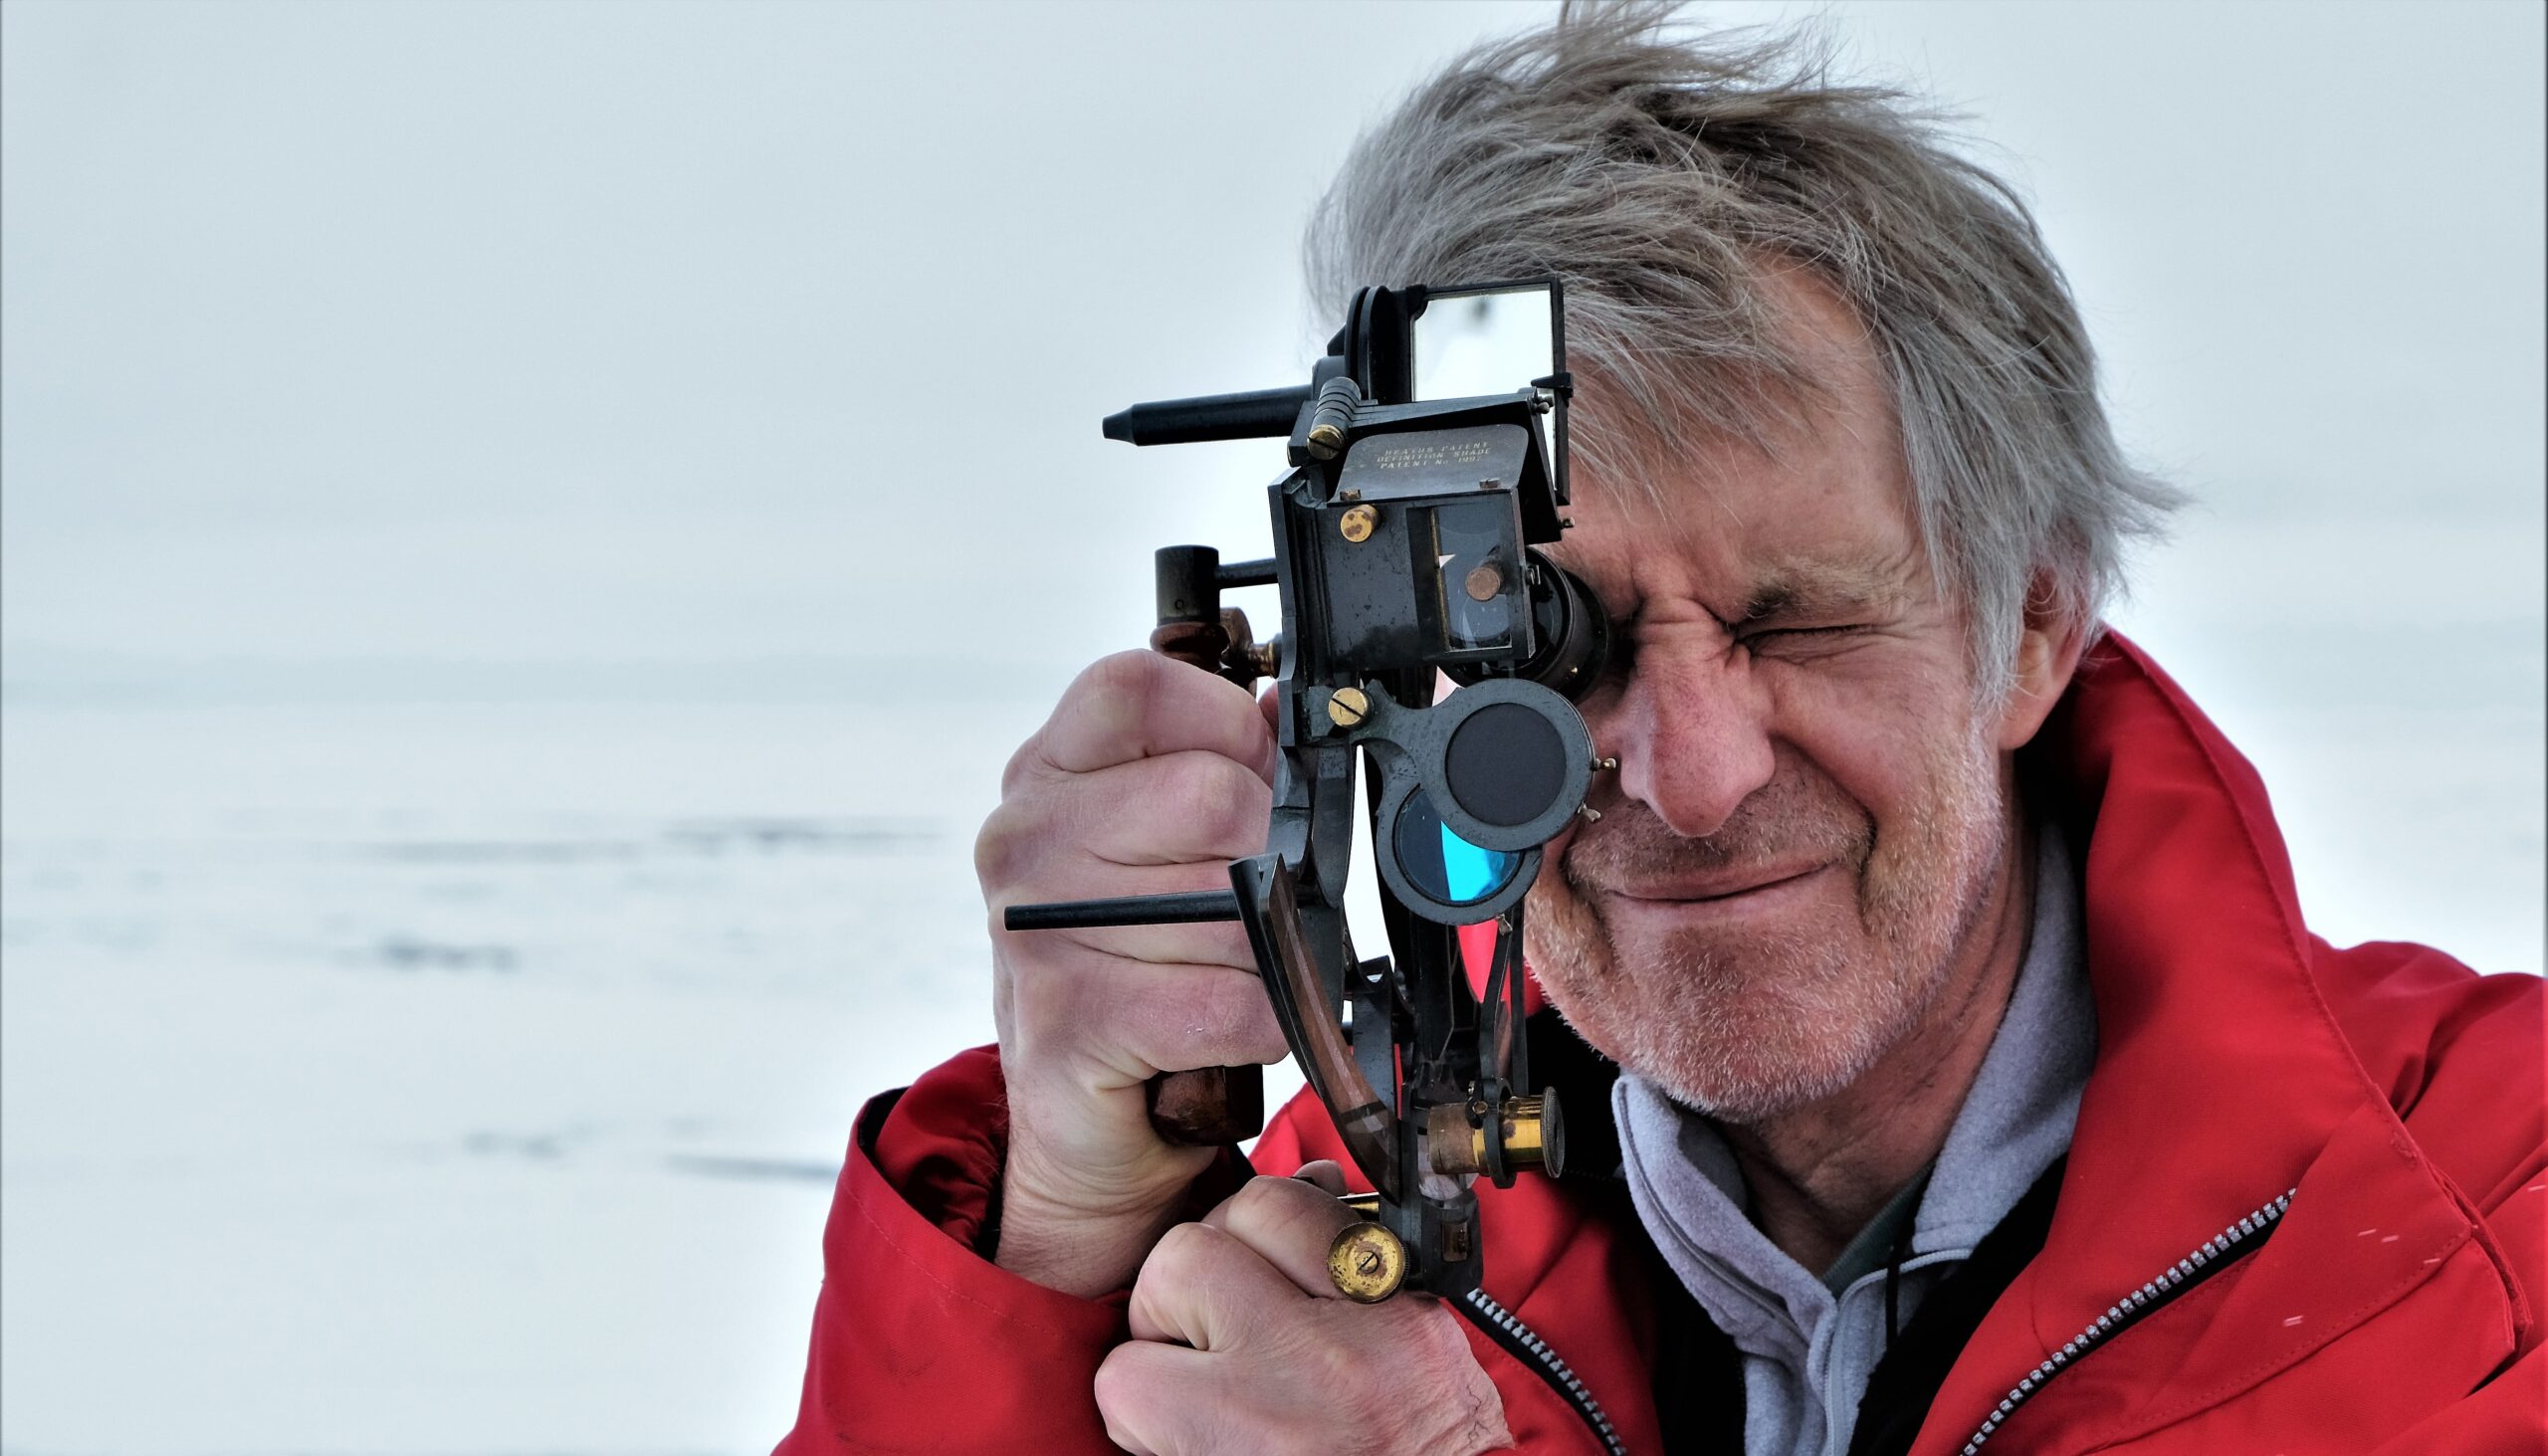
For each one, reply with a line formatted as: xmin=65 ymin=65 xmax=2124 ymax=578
xmin=1525 ymin=723 xmax=2007 ymax=1125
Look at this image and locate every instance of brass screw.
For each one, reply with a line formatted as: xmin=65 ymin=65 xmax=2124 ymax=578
xmin=1307 ymin=422 xmax=1347 ymax=459
xmin=1327 ymin=686 xmax=1372 ymax=729
xmin=1593 ymin=755 xmax=1618 ymax=772
xmin=1338 ymin=504 xmax=1379 ymax=542
xmin=1326 ymin=1222 xmax=1407 ymax=1303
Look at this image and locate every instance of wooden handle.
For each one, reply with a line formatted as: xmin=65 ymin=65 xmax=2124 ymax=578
xmin=1148 ymin=1065 xmax=1264 ymax=1145
xmin=1146 ymin=596 xmax=1268 ymax=1144
xmin=1149 ymin=618 xmax=1229 ymax=677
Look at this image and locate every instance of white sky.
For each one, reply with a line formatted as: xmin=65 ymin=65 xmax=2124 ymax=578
xmin=4 ymin=0 xmax=2535 ymax=667
xmin=1 ymin=0 xmax=2540 ymax=919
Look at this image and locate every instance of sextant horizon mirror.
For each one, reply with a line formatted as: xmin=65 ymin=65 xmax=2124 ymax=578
xmin=1410 ymin=280 xmax=1569 ymax=504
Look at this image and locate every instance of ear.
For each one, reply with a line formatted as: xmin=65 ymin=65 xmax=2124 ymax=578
xmin=1992 ymin=573 xmax=2091 ymax=752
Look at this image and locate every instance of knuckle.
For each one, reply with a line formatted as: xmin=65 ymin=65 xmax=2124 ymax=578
xmin=1131 ymin=1224 xmax=1206 ymax=1318
xmin=1078 ymin=651 xmax=1164 ymax=738
xmin=1083 ymin=647 xmax=1165 ymax=699
xmin=1089 ymin=1348 xmax=1153 ymax=1444
xmin=1144 ymin=1217 xmax=1217 ymax=1286
xmin=1226 ymin=1173 xmax=1299 ymax=1228
xmin=1154 ymin=753 xmax=1266 ymax=851
xmin=997 ymin=730 xmax=1043 ymax=796
xmin=1202 ymin=755 xmax=1275 ymax=839
xmin=971 ymin=803 xmax=1033 ymax=889
xmin=1090 ymin=1346 xmax=1134 ymax=1408
xmin=1215 ymin=696 xmax=1278 ymax=783
xmin=1313 ymin=1330 xmax=1384 ymax=1422
xmin=1151 ymin=752 xmax=1224 ymax=829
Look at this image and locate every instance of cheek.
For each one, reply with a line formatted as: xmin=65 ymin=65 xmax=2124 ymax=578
xmin=1758 ymin=652 xmax=1970 ymax=823
xmin=1522 ymin=871 xmax=1608 ymax=988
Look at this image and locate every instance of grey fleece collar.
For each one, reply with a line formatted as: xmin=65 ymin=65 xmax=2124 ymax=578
xmin=1611 ymin=826 xmax=2093 ymax=1456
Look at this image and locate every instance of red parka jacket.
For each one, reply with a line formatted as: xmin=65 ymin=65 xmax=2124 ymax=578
xmin=775 ymin=638 xmax=2545 ymax=1453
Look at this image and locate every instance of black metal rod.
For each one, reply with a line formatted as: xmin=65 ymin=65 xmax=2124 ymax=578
xmin=1103 ymin=386 xmax=1312 ymax=446
xmin=1215 ymin=557 xmax=1278 ymax=589
xmin=1003 ymin=890 xmax=1245 ymax=931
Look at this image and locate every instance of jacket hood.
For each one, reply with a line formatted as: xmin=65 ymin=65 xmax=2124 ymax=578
xmin=1911 ymin=633 xmax=2526 ymax=1451
xmin=1413 ymin=630 xmax=2530 ymax=1452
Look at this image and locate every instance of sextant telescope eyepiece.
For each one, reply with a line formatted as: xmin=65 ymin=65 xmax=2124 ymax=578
xmin=1447 ymin=550 xmax=1611 ymax=703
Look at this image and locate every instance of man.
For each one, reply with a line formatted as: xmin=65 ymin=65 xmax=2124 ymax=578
xmin=776 ymin=12 xmax=2543 ymax=1453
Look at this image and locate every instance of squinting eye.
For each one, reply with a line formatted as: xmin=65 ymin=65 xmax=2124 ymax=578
xmin=1743 ymin=625 xmax=1860 ymax=650
xmin=1590 ymin=610 xmax=1639 ymax=676
xmin=1602 ymin=619 xmax=1639 ymax=670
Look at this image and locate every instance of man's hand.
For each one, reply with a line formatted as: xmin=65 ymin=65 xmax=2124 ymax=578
xmin=976 ymin=651 xmax=1290 ymax=1297
xmin=1095 ymin=1164 xmax=1512 ymax=1456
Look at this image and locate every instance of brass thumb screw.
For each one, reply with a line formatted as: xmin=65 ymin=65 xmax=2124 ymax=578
xmin=1326 ymin=1220 xmax=1407 ymax=1303
xmin=1327 ymin=686 xmax=1372 ymax=728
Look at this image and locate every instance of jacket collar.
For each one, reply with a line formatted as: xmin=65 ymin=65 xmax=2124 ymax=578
xmin=1910 ymin=633 xmax=2518 ymax=1452
xmin=1463 ymin=635 xmax=2518 ymax=1454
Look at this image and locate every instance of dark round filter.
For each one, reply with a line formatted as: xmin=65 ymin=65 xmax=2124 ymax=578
xmin=1443 ymin=701 xmax=1569 ymax=829
xmin=1390 ymin=786 xmax=1522 ymax=908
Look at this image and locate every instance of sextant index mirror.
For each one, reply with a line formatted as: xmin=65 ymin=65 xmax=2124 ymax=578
xmin=1408 ymin=280 xmax=1568 ymax=502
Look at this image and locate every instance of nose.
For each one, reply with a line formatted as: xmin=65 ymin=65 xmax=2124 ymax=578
xmin=1594 ymin=645 xmax=1777 ymax=840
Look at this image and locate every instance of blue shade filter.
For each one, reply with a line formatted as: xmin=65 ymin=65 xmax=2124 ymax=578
xmin=1391 ymin=785 xmax=1520 ymax=908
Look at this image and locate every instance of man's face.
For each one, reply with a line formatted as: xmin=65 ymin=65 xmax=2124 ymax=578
xmin=1528 ymin=279 xmax=2030 ymax=1124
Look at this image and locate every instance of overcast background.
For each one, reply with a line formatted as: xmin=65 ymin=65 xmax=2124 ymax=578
xmin=3 ymin=3 xmax=2540 ymax=1453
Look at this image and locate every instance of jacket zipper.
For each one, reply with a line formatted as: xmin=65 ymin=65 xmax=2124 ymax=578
xmin=1958 ymin=1187 xmax=2296 ymax=1454
xmin=1459 ymin=1287 xmax=1628 ymax=1456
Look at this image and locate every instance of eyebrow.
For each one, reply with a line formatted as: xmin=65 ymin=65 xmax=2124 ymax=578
xmin=1739 ymin=557 xmax=1914 ymax=621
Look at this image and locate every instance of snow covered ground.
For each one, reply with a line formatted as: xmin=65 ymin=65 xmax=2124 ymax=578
xmin=1 ymin=695 xmax=1045 ymax=1453
xmin=2 ymin=608 xmax=2537 ymax=1454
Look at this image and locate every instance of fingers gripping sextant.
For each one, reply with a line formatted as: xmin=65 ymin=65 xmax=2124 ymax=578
xmin=1003 ymin=280 xmax=1614 ymax=1301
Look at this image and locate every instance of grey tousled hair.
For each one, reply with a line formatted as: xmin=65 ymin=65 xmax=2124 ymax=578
xmin=1304 ymin=3 xmax=2183 ymax=705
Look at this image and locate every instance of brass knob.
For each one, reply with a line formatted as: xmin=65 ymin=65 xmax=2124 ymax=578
xmin=1499 ymin=1093 xmax=1564 ymax=1176
xmin=1338 ymin=504 xmax=1379 ymax=542
xmin=1327 ymin=686 xmax=1372 ymax=729
xmin=1327 ymin=1221 xmax=1407 ymax=1303
xmin=1422 ymin=1091 xmax=1567 ymax=1180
